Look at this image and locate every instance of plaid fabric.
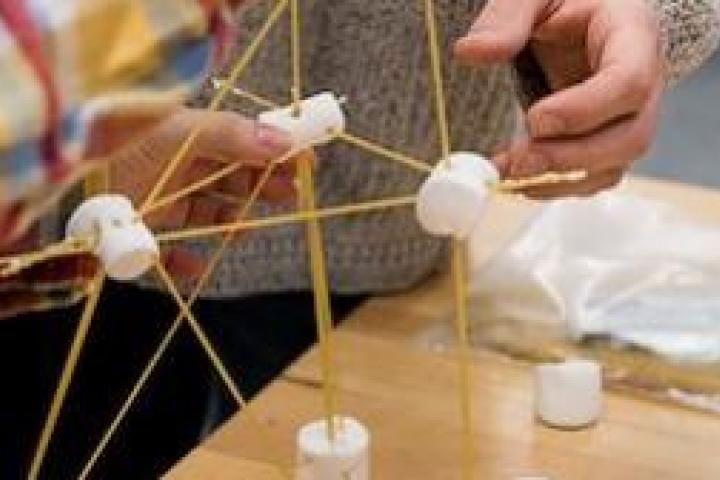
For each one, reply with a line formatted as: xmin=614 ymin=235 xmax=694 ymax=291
xmin=0 ymin=0 xmax=229 ymax=238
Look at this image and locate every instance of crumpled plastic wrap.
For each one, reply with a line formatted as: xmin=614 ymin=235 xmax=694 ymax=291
xmin=468 ymin=191 xmax=720 ymax=413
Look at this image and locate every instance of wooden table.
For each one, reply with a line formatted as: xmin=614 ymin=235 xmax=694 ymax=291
xmin=167 ymin=177 xmax=720 ymax=480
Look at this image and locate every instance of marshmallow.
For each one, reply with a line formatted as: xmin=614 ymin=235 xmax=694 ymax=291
xmin=257 ymin=92 xmax=345 ymax=148
xmin=415 ymin=152 xmax=499 ymax=238
xmin=296 ymin=416 xmax=370 ymax=480
xmin=66 ymin=195 xmax=158 ymax=281
xmin=534 ymin=359 xmax=602 ymax=429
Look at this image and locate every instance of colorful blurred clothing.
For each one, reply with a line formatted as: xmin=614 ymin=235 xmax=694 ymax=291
xmin=0 ymin=0 xmax=229 ymax=238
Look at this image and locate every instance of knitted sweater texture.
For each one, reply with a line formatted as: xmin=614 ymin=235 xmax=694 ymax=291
xmin=182 ymin=0 xmax=720 ymax=297
xmin=48 ymin=0 xmax=720 ymax=298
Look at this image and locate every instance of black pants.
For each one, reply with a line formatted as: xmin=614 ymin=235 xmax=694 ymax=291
xmin=1 ymin=282 xmax=365 ymax=479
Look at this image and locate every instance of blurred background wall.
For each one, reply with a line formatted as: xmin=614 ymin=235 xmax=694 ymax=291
xmin=637 ymin=52 xmax=720 ymax=187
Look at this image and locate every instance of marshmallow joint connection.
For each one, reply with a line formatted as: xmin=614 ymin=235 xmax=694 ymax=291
xmin=66 ymin=195 xmax=158 ymax=281
xmin=416 ymin=152 xmax=499 ymax=238
xmin=257 ymin=92 xmax=346 ymax=148
xmin=296 ymin=416 xmax=370 ymax=480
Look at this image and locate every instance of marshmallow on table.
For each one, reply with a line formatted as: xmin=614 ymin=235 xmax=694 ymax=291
xmin=257 ymin=92 xmax=345 ymax=149
xmin=296 ymin=416 xmax=369 ymax=480
xmin=416 ymin=152 xmax=499 ymax=238
xmin=66 ymin=195 xmax=158 ymax=281
xmin=534 ymin=359 xmax=602 ymax=429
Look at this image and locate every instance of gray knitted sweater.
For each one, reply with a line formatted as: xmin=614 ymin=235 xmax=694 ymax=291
xmin=52 ymin=0 xmax=720 ymax=297
xmin=182 ymin=0 xmax=719 ymax=298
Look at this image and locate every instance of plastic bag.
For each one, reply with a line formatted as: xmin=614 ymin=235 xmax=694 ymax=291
xmin=468 ymin=191 xmax=720 ymax=412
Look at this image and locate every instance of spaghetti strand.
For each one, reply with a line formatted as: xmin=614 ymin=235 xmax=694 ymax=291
xmin=28 ymin=273 xmax=105 ymax=480
xmin=76 ymin=310 xmax=183 ymax=480
xmin=496 ymin=170 xmax=588 ymax=191
xmin=290 ymin=0 xmax=302 ymax=112
xmin=337 ymin=132 xmax=433 ymax=174
xmin=155 ymin=195 xmax=416 ymax=243
xmin=143 ymin=141 xmax=311 ymax=216
xmin=79 ymin=156 xmax=294 ymax=480
xmin=18 ymin=3 xmax=600 ymax=477
xmin=28 ymin=166 xmax=111 ymax=480
xmin=451 ymin=242 xmax=475 ymax=479
xmin=212 ymin=80 xmax=434 ymax=174
xmin=423 ymin=1 xmax=476 ymax=478
xmin=297 ymin=151 xmax=339 ymax=441
xmin=0 ymin=236 xmax=94 ymax=278
xmin=139 ymin=0 xmax=290 ymax=211
xmin=423 ymin=0 xmax=451 ymax=163
xmin=153 ymin=262 xmax=246 ymax=405
xmin=289 ymin=0 xmax=339 ymax=441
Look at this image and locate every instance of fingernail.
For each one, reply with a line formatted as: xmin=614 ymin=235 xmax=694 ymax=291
xmin=255 ymin=123 xmax=291 ymax=152
xmin=531 ymin=113 xmax=565 ymax=138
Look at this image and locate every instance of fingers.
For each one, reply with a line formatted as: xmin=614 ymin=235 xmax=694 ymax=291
xmin=528 ymin=65 xmax=654 ymax=139
xmin=507 ymin=99 xmax=658 ymax=177
xmin=462 ymin=0 xmax=663 ymax=200
xmin=183 ymin=170 xmax=296 ymax=225
xmin=217 ymin=170 xmax=252 ymax=197
xmin=0 ymin=226 xmax=38 ymax=255
xmin=143 ymin=198 xmax=190 ymax=231
xmin=186 ymin=194 xmax=225 ymax=227
xmin=216 ymin=165 xmax=296 ymax=203
xmin=162 ymin=247 xmax=206 ymax=280
xmin=86 ymin=107 xmax=175 ymax=160
xmin=190 ymin=110 xmax=291 ymax=166
xmin=184 ymin=189 xmax=262 ymax=225
xmin=496 ymin=85 xmax=661 ymax=200
xmin=255 ymin=170 xmax=296 ymax=203
xmin=527 ymin=9 xmax=661 ymax=138
xmin=454 ymin=0 xmax=551 ymax=63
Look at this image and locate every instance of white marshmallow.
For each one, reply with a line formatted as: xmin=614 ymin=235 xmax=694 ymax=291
xmin=296 ymin=416 xmax=370 ymax=480
xmin=257 ymin=92 xmax=345 ymax=148
xmin=416 ymin=152 xmax=499 ymax=238
xmin=534 ymin=359 xmax=602 ymax=429
xmin=66 ymin=195 xmax=158 ymax=281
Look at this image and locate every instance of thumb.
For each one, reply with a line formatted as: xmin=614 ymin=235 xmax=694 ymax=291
xmin=454 ymin=0 xmax=549 ymax=64
xmin=85 ymin=107 xmax=174 ymax=160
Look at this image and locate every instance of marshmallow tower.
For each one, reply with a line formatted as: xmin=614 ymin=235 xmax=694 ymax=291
xmin=66 ymin=195 xmax=158 ymax=281
xmin=296 ymin=416 xmax=370 ymax=480
xmin=534 ymin=359 xmax=602 ymax=429
xmin=257 ymin=92 xmax=346 ymax=148
xmin=415 ymin=152 xmax=499 ymax=238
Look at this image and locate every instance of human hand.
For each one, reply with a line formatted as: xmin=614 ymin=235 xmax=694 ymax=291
xmin=109 ymin=107 xmax=294 ymax=278
xmin=455 ymin=0 xmax=665 ymax=198
xmin=110 ymin=107 xmax=294 ymax=229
